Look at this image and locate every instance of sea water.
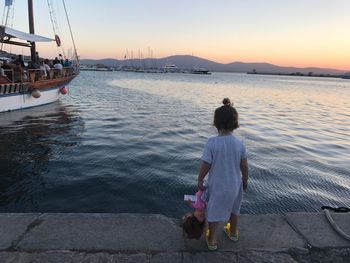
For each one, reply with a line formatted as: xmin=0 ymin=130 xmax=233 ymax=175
xmin=0 ymin=72 xmax=349 ymax=217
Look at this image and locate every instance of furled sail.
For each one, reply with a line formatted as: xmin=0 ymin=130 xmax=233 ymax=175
xmin=0 ymin=26 xmax=54 ymax=42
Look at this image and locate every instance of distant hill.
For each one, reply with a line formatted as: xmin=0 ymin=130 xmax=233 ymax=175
xmin=80 ymin=55 xmax=346 ymax=75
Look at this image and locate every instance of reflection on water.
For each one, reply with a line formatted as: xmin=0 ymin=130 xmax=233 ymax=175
xmin=0 ymin=102 xmax=84 ymax=212
xmin=0 ymin=72 xmax=349 ymax=216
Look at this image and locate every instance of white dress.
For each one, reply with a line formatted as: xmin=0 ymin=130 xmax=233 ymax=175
xmin=201 ymin=134 xmax=247 ymax=222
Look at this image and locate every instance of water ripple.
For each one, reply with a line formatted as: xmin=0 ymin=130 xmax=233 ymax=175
xmin=0 ymin=72 xmax=349 ymax=217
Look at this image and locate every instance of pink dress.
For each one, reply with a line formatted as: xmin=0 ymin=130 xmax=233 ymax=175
xmin=192 ymin=190 xmax=206 ymax=211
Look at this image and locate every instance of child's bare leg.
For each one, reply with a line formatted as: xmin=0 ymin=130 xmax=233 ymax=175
xmin=208 ymin=222 xmax=218 ymax=244
xmin=229 ymin=214 xmax=238 ymax=235
xmin=205 ymin=220 xmax=209 ymax=232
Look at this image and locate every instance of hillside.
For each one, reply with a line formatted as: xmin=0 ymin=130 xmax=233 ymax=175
xmin=80 ymin=55 xmax=346 ymax=75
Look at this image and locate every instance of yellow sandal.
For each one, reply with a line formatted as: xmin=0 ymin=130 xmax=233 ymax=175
xmin=205 ymin=229 xmax=217 ymax=251
xmin=223 ymin=223 xmax=239 ymax=241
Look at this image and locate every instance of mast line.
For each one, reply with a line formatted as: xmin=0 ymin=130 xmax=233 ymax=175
xmin=28 ymin=0 xmax=37 ymax=62
xmin=62 ymin=0 xmax=79 ymax=65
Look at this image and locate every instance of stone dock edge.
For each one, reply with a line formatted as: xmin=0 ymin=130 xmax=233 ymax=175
xmin=0 ymin=212 xmax=349 ymax=262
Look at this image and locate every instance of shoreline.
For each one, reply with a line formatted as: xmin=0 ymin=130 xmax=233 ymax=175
xmin=247 ymin=71 xmax=350 ymax=79
xmin=0 ymin=212 xmax=349 ymax=262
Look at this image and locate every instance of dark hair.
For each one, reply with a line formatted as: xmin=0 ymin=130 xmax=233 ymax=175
xmin=182 ymin=215 xmax=205 ymax=239
xmin=213 ymin=98 xmax=239 ymax=131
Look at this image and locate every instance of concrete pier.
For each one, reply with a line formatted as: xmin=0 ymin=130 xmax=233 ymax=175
xmin=0 ymin=212 xmax=349 ymax=262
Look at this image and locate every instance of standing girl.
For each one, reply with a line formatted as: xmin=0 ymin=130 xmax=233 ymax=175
xmin=198 ymin=98 xmax=249 ymax=251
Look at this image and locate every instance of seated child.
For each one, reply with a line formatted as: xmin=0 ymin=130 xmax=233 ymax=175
xmin=182 ymin=190 xmax=206 ymax=239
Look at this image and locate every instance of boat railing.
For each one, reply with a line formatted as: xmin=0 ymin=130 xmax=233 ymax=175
xmin=27 ymin=67 xmax=77 ymax=83
xmin=1 ymin=66 xmax=77 ymax=85
xmin=3 ymin=68 xmax=27 ymax=83
xmin=3 ymin=69 xmax=14 ymax=82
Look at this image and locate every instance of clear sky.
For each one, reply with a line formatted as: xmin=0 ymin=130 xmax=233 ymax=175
xmin=2 ymin=0 xmax=350 ymax=70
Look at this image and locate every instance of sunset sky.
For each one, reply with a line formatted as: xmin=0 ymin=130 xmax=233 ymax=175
xmin=1 ymin=0 xmax=350 ymax=70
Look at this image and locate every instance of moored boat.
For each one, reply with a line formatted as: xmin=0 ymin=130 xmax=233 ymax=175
xmin=0 ymin=0 xmax=79 ymax=113
xmin=79 ymin=65 xmax=113 ymax=71
xmin=342 ymin=72 xmax=350 ymax=79
xmin=163 ymin=64 xmax=179 ymax=73
xmin=190 ymin=67 xmax=211 ymax=74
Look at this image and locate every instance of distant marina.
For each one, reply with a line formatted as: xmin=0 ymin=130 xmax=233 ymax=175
xmin=79 ymin=65 xmax=113 ymax=72
xmin=79 ymin=63 xmax=211 ymax=75
xmin=78 ymin=55 xmax=349 ymax=79
xmin=79 ymin=61 xmax=350 ymax=79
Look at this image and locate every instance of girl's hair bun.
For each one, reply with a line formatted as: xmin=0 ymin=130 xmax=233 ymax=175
xmin=222 ymin=98 xmax=232 ymax=106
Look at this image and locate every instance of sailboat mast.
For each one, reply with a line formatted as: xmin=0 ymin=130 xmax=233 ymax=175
xmin=28 ymin=0 xmax=37 ymax=62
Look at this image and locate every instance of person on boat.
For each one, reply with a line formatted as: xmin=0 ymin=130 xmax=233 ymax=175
xmin=35 ymin=52 xmax=40 ymax=63
xmin=53 ymin=59 xmax=63 ymax=78
xmin=26 ymin=61 xmax=39 ymax=81
xmin=59 ymin=54 xmax=64 ymax=65
xmin=14 ymin=55 xmax=26 ymax=68
xmin=64 ymin=59 xmax=74 ymax=75
xmin=198 ymin=98 xmax=249 ymax=251
xmin=44 ymin=59 xmax=52 ymax=68
xmin=28 ymin=60 xmax=40 ymax=70
xmin=39 ymin=61 xmax=47 ymax=79
xmin=44 ymin=59 xmax=51 ymax=72
xmin=54 ymin=61 xmax=63 ymax=71
xmin=53 ymin=57 xmax=60 ymax=65
xmin=63 ymin=59 xmax=72 ymax=68
xmin=13 ymin=62 xmax=24 ymax=82
xmin=0 ymin=65 xmax=6 ymax=77
xmin=41 ymin=59 xmax=50 ymax=79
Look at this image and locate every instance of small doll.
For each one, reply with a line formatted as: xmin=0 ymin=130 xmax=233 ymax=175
xmin=182 ymin=190 xmax=206 ymax=239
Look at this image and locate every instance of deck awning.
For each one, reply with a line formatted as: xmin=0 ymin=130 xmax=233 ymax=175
xmin=0 ymin=26 xmax=54 ymax=42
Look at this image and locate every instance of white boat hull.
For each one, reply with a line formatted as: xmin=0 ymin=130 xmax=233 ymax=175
xmin=0 ymin=86 xmax=64 ymax=112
